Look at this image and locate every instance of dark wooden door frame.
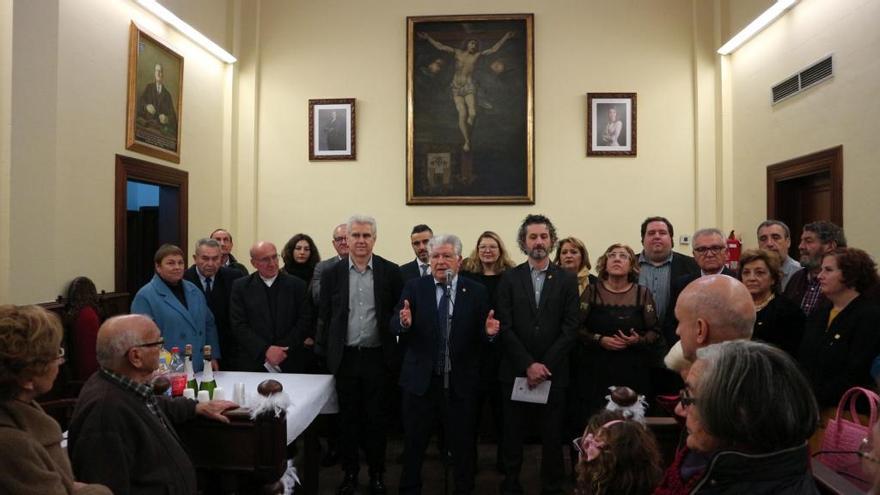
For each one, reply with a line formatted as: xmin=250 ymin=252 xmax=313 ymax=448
xmin=115 ymin=154 xmax=188 ymax=292
xmin=767 ymin=145 xmax=843 ymax=226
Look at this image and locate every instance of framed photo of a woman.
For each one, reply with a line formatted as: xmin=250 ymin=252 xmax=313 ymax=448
xmin=309 ymin=98 xmax=356 ymax=161
xmin=587 ymin=93 xmax=636 ymax=157
xmin=126 ymin=23 xmax=184 ymax=164
xmin=407 ymin=14 xmax=534 ymax=204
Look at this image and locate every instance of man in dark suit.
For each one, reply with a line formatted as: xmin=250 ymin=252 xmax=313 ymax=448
xmin=184 ymin=238 xmax=246 ymax=369
xmin=316 ymin=215 xmax=403 ymax=495
xmin=391 ymin=234 xmax=492 ymax=494
xmin=311 ymin=223 xmax=349 ymax=304
xmin=637 ymin=216 xmax=700 ymax=325
xmin=662 ymin=228 xmax=736 ymax=345
xmin=229 ymin=241 xmax=312 ymax=373
xmin=211 ymin=228 xmax=249 ymax=276
xmin=399 ymin=224 xmax=433 ymax=283
xmin=492 ymin=214 xmax=579 ymax=495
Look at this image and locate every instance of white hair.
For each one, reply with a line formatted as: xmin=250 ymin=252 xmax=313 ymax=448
xmin=428 ymin=234 xmax=463 ymax=257
xmin=347 ymin=214 xmax=377 ymax=235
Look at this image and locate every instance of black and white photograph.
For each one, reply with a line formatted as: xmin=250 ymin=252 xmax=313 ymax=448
xmin=587 ymin=92 xmax=637 ymax=156
xmin=309 ymin=98 xmax=356 ymax=160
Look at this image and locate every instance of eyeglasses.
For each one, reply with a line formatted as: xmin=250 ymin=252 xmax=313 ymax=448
xmin=679 ymin=388 xmax=697 ymax=408
xmin=693 ymin=245 xmax=726 ymax=255
xmin=52 ymin=347 xmax=66 ymax=364
xmin=333 ymin=237 xmax=347 ymax=243
xmin=126 ymin=339 xmax=165 ymax=354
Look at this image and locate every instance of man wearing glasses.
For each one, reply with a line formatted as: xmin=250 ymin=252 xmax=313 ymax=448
xmin=229 ymin=241 xmax=312 ymax=372
xmin=312 ymin=223 xmax=350 ymax=305
xmin=68 ymin=314 xmax=237 ymax=494
xmin=662 ymin=228 xmax=736 ymax=345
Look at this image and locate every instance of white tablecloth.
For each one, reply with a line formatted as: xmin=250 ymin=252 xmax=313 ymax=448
xmin=199 ymin=371 xmax=338 ymax=444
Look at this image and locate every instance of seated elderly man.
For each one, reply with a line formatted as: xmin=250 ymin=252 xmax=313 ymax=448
xmin=68 ymin=314 xmax=236 ymax=495
xmin=654 ymin=340 xmax=820 ymax=494
xmin=664 ymin=274 xmax=755 ymax=372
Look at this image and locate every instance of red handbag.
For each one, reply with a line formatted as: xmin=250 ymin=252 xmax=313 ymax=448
xmin=818 ymin=386 xmax=880 ymax=490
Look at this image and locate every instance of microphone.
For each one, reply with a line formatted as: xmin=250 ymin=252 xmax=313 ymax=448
xmin=444 ymin=269 xmax=453 ymax=292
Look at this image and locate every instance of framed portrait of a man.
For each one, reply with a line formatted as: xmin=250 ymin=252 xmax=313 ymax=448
xmin=587 ymin=92 xmax=637 ymax=157
xmin=407 ymin=14 xmax=534 ymax=204
xmin=126 ymin=23 xmax=184 ymax=164
xmin=309 ymin=98 xmax=356 ymax=161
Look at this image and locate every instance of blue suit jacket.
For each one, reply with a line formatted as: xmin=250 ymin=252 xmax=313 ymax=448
xmin=390 ymin=274 xmax=490 ymax=397
xmin=131 ymin=274 xmax=220 ymax=372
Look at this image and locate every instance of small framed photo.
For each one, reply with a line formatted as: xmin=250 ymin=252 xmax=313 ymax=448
xmin=309 ymin=98 xmax=356 ymax=161
xmin=126 ymin=23 xmax=184 ymax=164
xmin=587 ymin=92 xmax=636 ymax=156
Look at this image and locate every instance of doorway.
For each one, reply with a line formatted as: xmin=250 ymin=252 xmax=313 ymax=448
xmin=767 ymin=146 xmax=842 ymax=259
xmin=115 ymin=154 xmax=188 ymax=296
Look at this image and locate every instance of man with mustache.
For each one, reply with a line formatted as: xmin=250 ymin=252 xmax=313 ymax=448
xmin=490 ymin=214 xmax=579 ymax=495
xmin=783 ymin=220 xmax=846 ymax=316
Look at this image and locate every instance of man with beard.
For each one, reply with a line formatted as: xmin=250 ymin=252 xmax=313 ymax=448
xmin=783 ymin=221 xmax=847 ymax=316
xmin=399 ymin=224 xmax=433 ymax=282
xmin=417 ymin=31 xmax=514 ymax=151
xmin=490 ymin=214 xmax=579 ymax=495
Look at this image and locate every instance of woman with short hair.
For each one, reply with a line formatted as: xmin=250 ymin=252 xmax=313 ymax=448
xmin=737 ymin=248 xmax=804 ymax=356
xmin=798 ymin=247 xmax=880 ymax=407
xmin=575 ymin=244 xmax=663 ymax=429
xmin=654 ymin=340 xmax=820 ymax=494
xmin=0 ymin=305 xmax=111 ymax=495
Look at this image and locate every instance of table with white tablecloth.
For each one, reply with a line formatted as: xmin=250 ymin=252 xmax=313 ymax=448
xmin=198 ymin=371 xmax=338 ymax=445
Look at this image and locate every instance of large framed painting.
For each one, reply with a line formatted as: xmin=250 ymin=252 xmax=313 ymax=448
xmin=587 ymin=92 xmax=637 ymax=157
xmin=407 ymin=14 xmax=534 ymax=204
xmin=126 ymin=23 xmax=184 ymax=164
xmin=309 ymin=98 xmax=356 ymax=160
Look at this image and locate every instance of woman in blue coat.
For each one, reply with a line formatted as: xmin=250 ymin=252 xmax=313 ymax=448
xmin=131 ymin=244 xmax=220 ymax=372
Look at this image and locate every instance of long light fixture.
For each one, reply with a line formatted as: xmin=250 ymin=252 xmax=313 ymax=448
xmin=717 ymin=0 xmax=798 ymax=55
xmin=137 ymin=0 xmax=237 ymax=63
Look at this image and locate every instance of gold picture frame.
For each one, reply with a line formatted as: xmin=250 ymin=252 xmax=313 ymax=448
xmin=406 ymin=14 xmax=534 ymax=204
xmin=308 ymin=98 xmax=356 ymax=161
xmin=126 ymin=23 xmax=184 ymax=164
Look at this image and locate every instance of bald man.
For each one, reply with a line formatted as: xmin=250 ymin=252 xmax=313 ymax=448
xmin=674 ymin=274 xmax=756 ymax=363
xmin=68 ymin=314 xmax=236 ymax=494
xmin=229 ymin=241 xmax=312 ymax=372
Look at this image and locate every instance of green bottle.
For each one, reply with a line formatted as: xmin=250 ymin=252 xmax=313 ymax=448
xmin=198 ymin=345 xmax=217 ymax=399
xmin=184 ymin=344 xmax=198 ymax=392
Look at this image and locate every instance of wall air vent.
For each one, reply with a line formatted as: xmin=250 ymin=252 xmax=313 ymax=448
xmin=771 ymin=55 xmax=834 ymax=105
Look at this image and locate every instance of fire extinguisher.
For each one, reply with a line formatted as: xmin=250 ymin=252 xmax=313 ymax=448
xmin=726 ymin=230 xmax=742 ymax=272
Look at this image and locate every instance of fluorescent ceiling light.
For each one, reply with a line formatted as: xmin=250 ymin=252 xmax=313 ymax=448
xmin=137 ymin=0 xmax=237 ymax=63
xmin=717 ymin=0 xmax=798 ymax=55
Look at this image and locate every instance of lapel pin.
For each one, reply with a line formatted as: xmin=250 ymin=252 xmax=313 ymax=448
xmin=548 ymin=274 xmax=553 ymax=279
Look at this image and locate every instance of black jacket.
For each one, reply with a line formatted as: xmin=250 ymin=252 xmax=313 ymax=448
xmin=229 ymin=271 xmax=312 ymax=372
xmin=390 ymin=275 xmax=489 ymax=397
xmin=183 ymin=265 xmax=245 ymax=365
xmin=495 ymin=262 xmax=580 ymax=387
xmin=315 ymin=254 xmax=403 ymax=374
xmin=797 ymin=294 xmax=880 ymax=407
xmin=692 ymin=444 xmax=819 ymax=494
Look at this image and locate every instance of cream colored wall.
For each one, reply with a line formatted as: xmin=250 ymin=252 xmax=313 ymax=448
xmin=0 ymin=0 xmax=12 ymax=302
xmin=249 ymin=0 xmax=703 ymax=267
xmin=2 ymin=0 xmax=231 ymax=304
xmin=729 ymin=0 xmax=880 ymax=253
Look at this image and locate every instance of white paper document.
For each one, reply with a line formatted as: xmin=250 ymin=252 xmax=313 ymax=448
xmin=511 ymin=377 xmax=551 ymax=404
xmin=264 ymin=361 xmax=282 ymax=373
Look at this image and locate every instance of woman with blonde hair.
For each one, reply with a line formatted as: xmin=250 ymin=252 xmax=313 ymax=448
xmin=554 ymin=236 xmax=598 ymax=296
xmin=460 ymin=230 xmax=515 ymax=472
xmin=0 ymin=304 xmax=111 ymax=495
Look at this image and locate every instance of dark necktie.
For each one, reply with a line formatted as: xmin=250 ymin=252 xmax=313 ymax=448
xmin=204 ymin=277 xmax=212 ymax=295
xmin=436 ymin=283 xmax=450 ymax=377
xmin=420 ymin=264 xmax=428 ymax=276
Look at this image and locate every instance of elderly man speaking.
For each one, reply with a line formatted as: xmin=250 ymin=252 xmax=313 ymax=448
xmin=68 ymin=314 xmax=236 ymax=495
